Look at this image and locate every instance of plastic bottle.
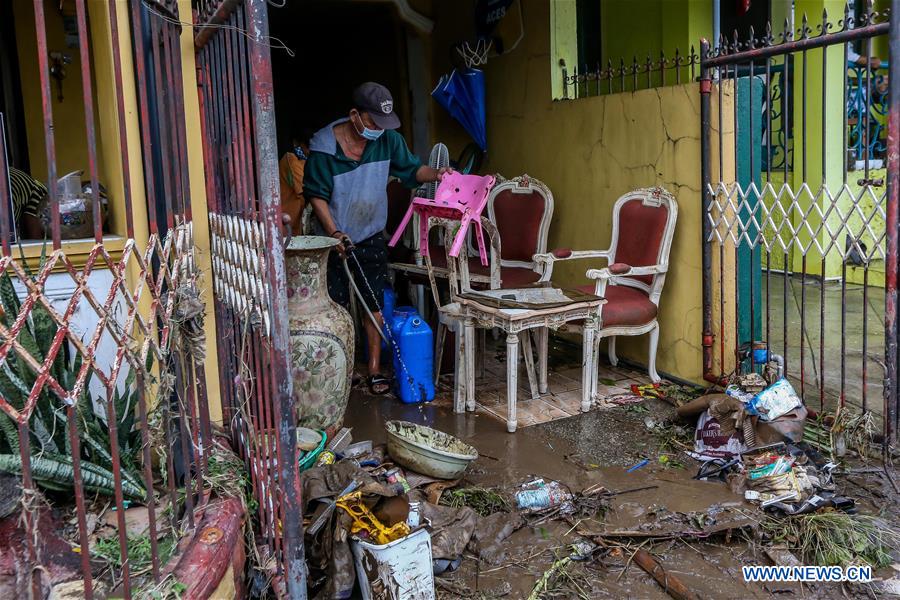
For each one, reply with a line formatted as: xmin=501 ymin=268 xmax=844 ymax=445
xmin=515 ymin=479 xmax=572 ymax=511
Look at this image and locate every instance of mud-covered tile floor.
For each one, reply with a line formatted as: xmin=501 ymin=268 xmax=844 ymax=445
xmin=428 ymin=335 xmax=657 ymax=429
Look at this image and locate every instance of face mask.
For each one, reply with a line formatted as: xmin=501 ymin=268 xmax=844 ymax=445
xmin=352 ymin=112 xmax=384 ymax=141
xmin=293 ymin=146 xmax=307 ymax=160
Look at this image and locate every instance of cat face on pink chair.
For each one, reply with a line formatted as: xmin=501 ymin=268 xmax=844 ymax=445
xmin=388 ymin=172 xmax=496 ymax=266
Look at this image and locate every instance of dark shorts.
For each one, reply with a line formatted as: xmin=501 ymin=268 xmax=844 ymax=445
xmin=327 ymin=234 xmax=387 ymax=313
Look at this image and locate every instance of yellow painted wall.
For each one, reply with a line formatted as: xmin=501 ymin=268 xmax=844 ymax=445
xmin=429 ymin=0 xmax=734 ymax=383
xmin=13 ymin=0 xmax=105 ymax=187
xmin=176 ymin=0 xmax=222 ymax=423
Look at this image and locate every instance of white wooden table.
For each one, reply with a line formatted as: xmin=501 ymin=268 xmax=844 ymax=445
xmin=456 ymin=287 xmax=605 ymax=432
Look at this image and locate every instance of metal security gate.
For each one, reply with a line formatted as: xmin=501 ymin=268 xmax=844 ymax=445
xmin=0 ymin=1 xmax=210 ymax=598
xmin=193 ymin=0 xmax=305 ymax=596
xmin=700 ymin=2 xmax=899 ymax=449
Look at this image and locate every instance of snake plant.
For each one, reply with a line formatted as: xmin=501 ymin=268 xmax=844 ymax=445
xmin=0 ymin=260 xmax=146 ymax=500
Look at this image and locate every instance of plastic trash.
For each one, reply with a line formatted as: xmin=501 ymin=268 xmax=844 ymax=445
xmin=748 ymin=455 xmax=794 ymax=479
xmin=385 ymin=467 xmax=411 ymax=494
xmin=750 ymin=378 xmax=803 ymax=421
xmin=725 ymin=384 xmax=755 ymax=404
xmin=626 ymin=459 xmax=650 ymax=473
xmin=515 ymin=479 xmax=573 ymax=512
xmin=407 ymin=502 xmax=421 ymax=528
xmin=432 ymin=556 xmax=462 ymax=576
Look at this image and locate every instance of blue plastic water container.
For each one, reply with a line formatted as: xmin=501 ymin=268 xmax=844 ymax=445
xmin=390 ymin=309 xmax=435 ymax=404
xmin=389 ymin=306 xmax=417 ymax=340
xmin=380 ymin=305 xmax=417 ymax=366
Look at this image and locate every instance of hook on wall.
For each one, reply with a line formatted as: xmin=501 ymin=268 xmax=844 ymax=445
xmin=48 ymin=52 xmax=71 ymax=102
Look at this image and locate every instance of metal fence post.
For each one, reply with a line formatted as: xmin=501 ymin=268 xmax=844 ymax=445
xmin=243 ymin=0 xmax=306 ymax=596
xmin=700 ymin=39 xmax=715 ymax=382
xmin=885 ymin=0 xmax=900 ymax=447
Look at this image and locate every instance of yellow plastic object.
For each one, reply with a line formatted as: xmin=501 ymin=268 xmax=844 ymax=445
xmin=335 ymin=491 xmax=410 ymax=545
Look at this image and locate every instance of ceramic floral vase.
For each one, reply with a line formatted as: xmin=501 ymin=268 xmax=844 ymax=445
xmin=285 ymin=236 xmax=354 ymax=436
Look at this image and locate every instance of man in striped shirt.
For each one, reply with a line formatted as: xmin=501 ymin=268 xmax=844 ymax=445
xmin=8 ymin=167 xmax=45 ymax=239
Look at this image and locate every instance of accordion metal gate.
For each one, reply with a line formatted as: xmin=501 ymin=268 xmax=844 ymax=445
xmin=699 ymin=2 xmax=899 ymax=450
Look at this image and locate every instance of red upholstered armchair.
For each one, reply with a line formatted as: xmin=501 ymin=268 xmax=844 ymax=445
xmin=533 ymin=187 xmax=678 ymax=388
xmin=485 ymin=174 xmax=554 ymax=288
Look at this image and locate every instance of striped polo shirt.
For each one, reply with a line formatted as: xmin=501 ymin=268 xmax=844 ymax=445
xmin=8 ymin=167 xmax=46 ymax=220
xmin=303 ymin=118 xmax=422 ymax=243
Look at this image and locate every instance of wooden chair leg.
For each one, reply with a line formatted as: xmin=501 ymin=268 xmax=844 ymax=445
xmin=538 ymin=327 xmax=549 ymax=395
xmin=648 ymin=322 xmax=661 ymax=383
xmin=434 ymin=322 xmax=446 ymax=386
xmin=478 ymin=329 xmax=487 ymax=378
xmin=453 ymin=324 xmax=466 ymax=413
xmin=521 ymin=331 xmax=540 ymax=400
xmin=608 ymin=336 xmax=618 ymax=366
xmin=581 ymin=323 xmax=596 ymax=413
xmin=506 ymin=332 xmax=520 ymax=432
xmin=465 ymin=318 xmax=477 ymax=412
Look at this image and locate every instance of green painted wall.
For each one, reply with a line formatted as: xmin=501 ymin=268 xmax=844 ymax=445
xmin=601 ymin=0 xmax=711 ymax=67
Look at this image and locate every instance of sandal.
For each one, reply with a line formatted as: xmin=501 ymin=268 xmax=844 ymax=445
xmin=366 ymin=374 xmax=392 ymax=396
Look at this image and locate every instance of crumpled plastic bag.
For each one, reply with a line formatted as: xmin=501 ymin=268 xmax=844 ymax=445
xmin=691 ymin=408 xmax=749 ymax=460
xmin=750 ymin=378 xmax=803 ymax=421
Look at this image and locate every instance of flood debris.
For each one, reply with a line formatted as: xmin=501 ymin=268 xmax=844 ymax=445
xmin=760 ymin=512 xmax=900 ymax=567
xmin=299 ymin=425 xmax=484 ymax=598
xmin=313 ymin=366 xmax=900 ymax=600
xmin=516 ymin=479 xmax=574 ymax=513
xmin=627 ymin=548 xmax=698 ymax=600
xmin=438 ymin=486 xmax=510 ymax=517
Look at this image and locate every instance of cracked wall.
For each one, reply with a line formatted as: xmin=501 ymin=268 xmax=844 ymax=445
xmin=429 ymin=0 xmax=735 ymax=383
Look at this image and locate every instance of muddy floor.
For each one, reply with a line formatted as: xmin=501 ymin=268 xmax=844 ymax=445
xmin=344 ymin=379 xmax=900 ymax=599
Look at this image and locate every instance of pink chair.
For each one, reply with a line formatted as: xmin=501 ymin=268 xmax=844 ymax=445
xmin=532 ymin=187 xmax=678 ymax=393
xmin=430 ymin=174 xmax=554 ymax=289
xmin=388 ymin=172 xmax=496 ymax=267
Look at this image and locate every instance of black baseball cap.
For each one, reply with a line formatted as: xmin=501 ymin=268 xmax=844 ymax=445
xmin=352 ymin=82 xmax=401 ymax=130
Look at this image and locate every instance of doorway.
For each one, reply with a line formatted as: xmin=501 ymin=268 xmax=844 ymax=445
xmin=267 ymin=1 xmax=414 ymax=156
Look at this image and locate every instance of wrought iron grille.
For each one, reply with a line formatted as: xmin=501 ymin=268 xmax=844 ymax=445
xmin=0 ymin=1 xmax=211 ymax=599
xmin=848 ymin=60 xmax=890 ymax=165
xmin=700 ymin=3 xmax=898 ymax=447
xmin=561 ymin=47 xmax=700 ymax=99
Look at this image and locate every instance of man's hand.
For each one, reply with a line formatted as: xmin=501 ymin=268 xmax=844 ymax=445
xmin=415 ymin=165 xmax=455 ymax=184
xmin=281 ymin=213 xmax=293 ymax=249
xmin=331 ymin=230 xmax=353 ymax=258
xmin=436 ymin=166 xmax=454 ymax=181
